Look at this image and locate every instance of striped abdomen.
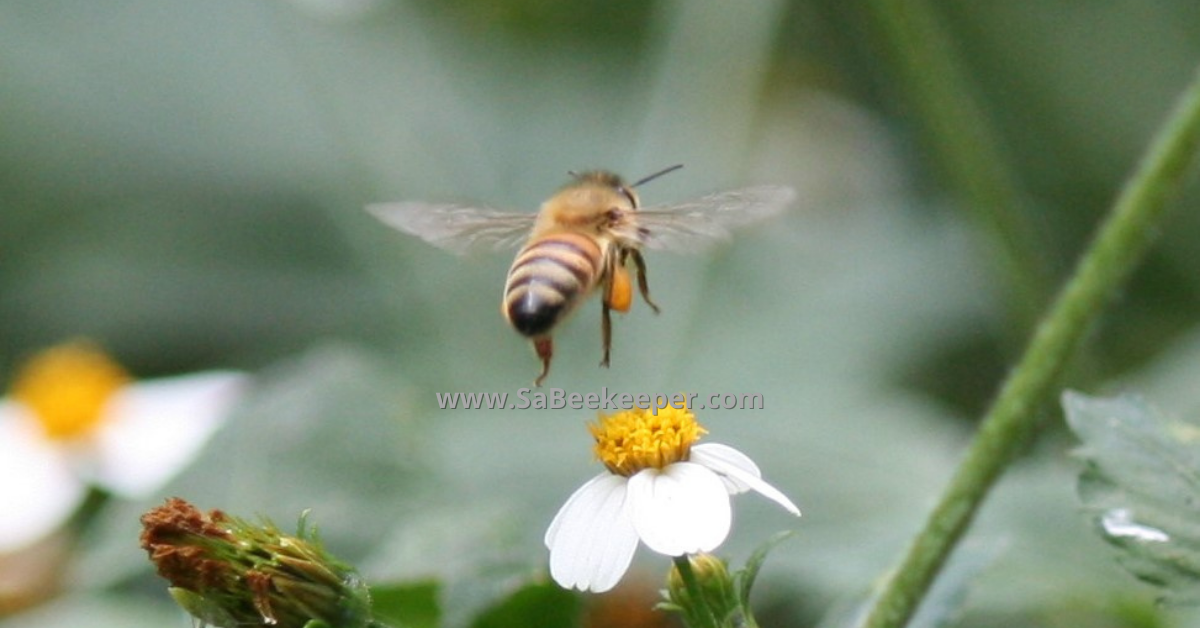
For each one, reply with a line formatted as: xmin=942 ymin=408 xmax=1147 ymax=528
xmin=503 ymin=232 xmax=603 ymax=338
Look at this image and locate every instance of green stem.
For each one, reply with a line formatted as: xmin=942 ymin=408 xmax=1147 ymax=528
xmin=742 ymin=603 xmax=761 ymax=628
xmin=65 ymin=485 xmax=111 ymax=543
xmin=861 ymin=63 xmax=1200 ymax=628
xmin=673 ymin=555 xmax=721 ymax=628
xmin=866 ymin=0 xmax=1052 ymax=332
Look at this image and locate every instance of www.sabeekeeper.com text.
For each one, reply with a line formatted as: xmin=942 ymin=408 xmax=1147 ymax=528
xmin=434 ymin=388 xmax=764 ymax=413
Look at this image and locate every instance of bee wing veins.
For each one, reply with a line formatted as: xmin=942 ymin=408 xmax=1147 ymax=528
xmin=366 ymin=202 xmax=536 ymax=255
xmin=632 ymin=185 xmax=795 ymax=253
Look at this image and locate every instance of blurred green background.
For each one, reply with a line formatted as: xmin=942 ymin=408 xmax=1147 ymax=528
xmin=3 ymin=0 xmax=1200 ymax=626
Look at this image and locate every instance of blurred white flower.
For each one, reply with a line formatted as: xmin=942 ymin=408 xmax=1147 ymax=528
xmin=0 ymin=341 xmax=246 ymax=552
xmin=544 ymin=404 xmax=799 ymax=593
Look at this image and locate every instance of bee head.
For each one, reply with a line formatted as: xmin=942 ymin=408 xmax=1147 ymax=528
xmin=564 ymin=170 xmax=639 ymax=211
xmin=560 ymin=164 xmax=682 ymax=215
xmin=569 ymin=170 xmax=625 ymax=189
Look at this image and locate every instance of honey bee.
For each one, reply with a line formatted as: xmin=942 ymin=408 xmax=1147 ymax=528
xmin=367 ymin=165 xmax=794 ymax=386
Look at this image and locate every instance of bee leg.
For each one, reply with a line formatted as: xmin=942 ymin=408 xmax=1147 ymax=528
xmin=533 ymin=337 xmax=553 ymax=386
xmin=600 ymin=300 xmax=612 ymax=368
xmin=629 ymin=249 xmax=661 ymax=314
xmin=599 ymin=251 xmax=621 ymax=368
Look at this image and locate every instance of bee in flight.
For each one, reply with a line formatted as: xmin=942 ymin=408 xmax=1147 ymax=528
xmin=367 ymin=165 xmax=794 ymax=386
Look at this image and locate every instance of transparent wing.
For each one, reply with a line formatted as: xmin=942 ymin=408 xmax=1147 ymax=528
xmin=365 ymin=202 xmax=537 ymax=255
xmin=632 ymin=185 xmax=795 ymax=252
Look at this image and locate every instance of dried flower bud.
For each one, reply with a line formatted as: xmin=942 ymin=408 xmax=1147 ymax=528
xmin=140 ymin=497 xmax=372 ymax=628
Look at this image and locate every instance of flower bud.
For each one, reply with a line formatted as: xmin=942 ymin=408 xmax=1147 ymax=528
xmin=664 ymin=554 xmax=738 ymax=626
xmin=140 ymin=497 xmax=371 ymax=628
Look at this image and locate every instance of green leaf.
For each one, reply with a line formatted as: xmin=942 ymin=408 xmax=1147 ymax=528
xmin=1062 ymin=390 xmax=1200 ymax=603
xmin=167 ymin=587 xmax=239 ymax=628
xmin=736 ymin=530 xmax=794 ymax=615
xmin=468 ymin=582 xmax=581 ymax=628
xmin=371 ymin=580 xmax=441 ymax=628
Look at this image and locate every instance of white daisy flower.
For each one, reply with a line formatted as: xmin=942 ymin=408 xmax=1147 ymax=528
xmin=0 ymin=341 xmax=247 ymax=552
xmin=544 ymin=404 xmax=800 ymax=593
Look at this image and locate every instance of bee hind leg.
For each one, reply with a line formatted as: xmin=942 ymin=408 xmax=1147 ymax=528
xmin=600 ymin=301 xmax=612 ymax=368
xmin=533 ymin=337 xmax=553 ymax=386
xmin=629 ymin=249 xmax=660 ymax=314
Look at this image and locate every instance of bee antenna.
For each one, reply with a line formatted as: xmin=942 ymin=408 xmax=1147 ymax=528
xmin=632 ymin=164 xmax=684 ymax=188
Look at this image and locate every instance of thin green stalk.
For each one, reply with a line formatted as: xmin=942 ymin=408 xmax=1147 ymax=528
xmin=866 ymin=0 xmax=1052 ymax=332
xmin=862 ymin=63 xmax=1200 ymax=628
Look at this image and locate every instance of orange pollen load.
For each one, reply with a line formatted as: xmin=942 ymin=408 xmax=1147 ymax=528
xmin=589 ymin=404 xmax=706 ymax=477
xmin=9 ymin=341 xmax=132 ymax=441
xmin=606 ymin=265 xmax=633 ymax=313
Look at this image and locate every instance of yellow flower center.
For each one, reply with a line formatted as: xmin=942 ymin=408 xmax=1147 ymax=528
xmin=590 ymin=404 xmax=706 ymax=476
xmin=9 ymin=341 xmax=131 ymax=441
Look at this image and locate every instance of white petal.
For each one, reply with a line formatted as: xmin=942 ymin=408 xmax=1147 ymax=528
xmin=544 ymin=473 xmax=638 ymax=593
xmin=90 ymin=371 xmax=247 ymax=496
xmin=691 ymin=443 xmax=800 ymax=516
xmin=690 ymin=443 xmax=762 ymax=493
xmin=0 ymin=402 xmax=86 ymax=552
xmin=627 ymin=462 xmax=731 ymax=557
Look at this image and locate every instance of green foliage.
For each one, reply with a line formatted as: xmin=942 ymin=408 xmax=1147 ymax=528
xmin=3 ymin=1 xmax=1200 ymax=627
xmin=468 ymin=582 xmax=581 ymax=628
xmin=736 ymin=531 xmax=794 ymax=620
xmin=817 ymin=538 xmax=1004 ymax=628
xmin=1064 ymin=392 xmax=1200 ymax=603
xmin=371 ymin=581 xmax=442 ymax=628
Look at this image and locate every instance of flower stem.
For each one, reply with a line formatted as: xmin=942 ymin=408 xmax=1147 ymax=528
xmin=673 ymin=555 xmax=721 ymax=628
xmin=65 ymin=485 xmax=112 ymax=541
xmin=742 ymin=605 xmax=761 ymax=628
xmin=861 ymin=62 xmax=1200 ymax=628
xmin=865 ymin=0 xmax=1052 ymax=333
